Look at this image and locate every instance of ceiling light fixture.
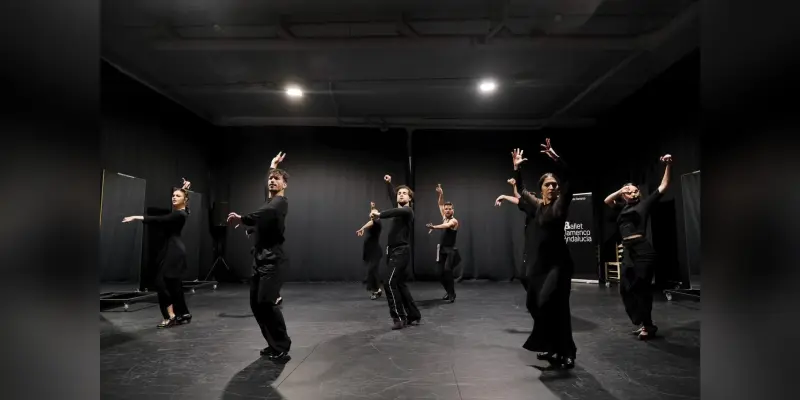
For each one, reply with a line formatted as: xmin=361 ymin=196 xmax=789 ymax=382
xmin=285 ymin=86 xmax=303 ymax=98
xmin=478 ymin=79 xmax=497 ymax=93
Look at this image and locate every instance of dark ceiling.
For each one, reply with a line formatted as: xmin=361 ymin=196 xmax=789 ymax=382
xmin=102 ymin=0 xmax=698 ymax=130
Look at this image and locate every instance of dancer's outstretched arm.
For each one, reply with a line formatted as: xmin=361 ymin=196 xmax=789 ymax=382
xmin=384 ymin=175 xmax=396 ymax=206
xmin=436 ymin=184 xmax=446 ymax=219
xmin=640 ymin=154 xmax=673 ymax=211
xmin=357 ymin=202 xmax=377 ymax=236
xmin=511 ymin=148 xmax=540 ymax=207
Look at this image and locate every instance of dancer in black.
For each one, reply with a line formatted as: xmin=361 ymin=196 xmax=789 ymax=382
xmin=495 ymin=178 xmax=541 ymax=291
xmin=604 ymin=154 xmax=673 ymax=340
xmin=123 ymin=179 xmax=192 ymax=328
xmin=512 ymin=139 xmax=577 ymax=370
xmin=357 ymin=201 xmax=383 ymax=300
xmin=425 ymin=184 xmax=460 ymax=303
xmin=227 ymin=152 xmax=292 ymax=363
xmin=370 ymin=174 xmax=421 ymax=330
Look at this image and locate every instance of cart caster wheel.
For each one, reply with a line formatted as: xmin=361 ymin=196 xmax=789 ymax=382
xmin=605 ymin=281 xmax=611 ymax=287
xmin=123 ymin=303 xmax=129 ymax=311
xmin=212 ymin=284 xmax=217 ymax=290
xmin=665 ymin=293 xmax=673 ymax=301
xmin=191 ymin=289 xmax=196 ymax=294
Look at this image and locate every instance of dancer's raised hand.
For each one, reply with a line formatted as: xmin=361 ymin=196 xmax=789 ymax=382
xmin=181 ymin=178 xmax=191 ymax=190
xmin=270 ymin=151 xmax=286 ymax=169
xmin=539 ymin=138 xmax=559 ymax=160
xmin=435 ymin=184 xmax=443 ymax=194
xmin=384 ymin=175 xmax=392 ymax=183
xmin=227 ymin=212 xmax=242 ymax=229
xmin=660 ymin=154 xmax=673 ymax=164
xmin=507 ymin=178 xmax=516 ymax=186
xmin=511 ymin=148 xmax=528 ymax=168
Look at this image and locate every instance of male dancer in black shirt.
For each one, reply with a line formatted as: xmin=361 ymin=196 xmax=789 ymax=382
xmin=426 ymin=184 xmax=460 ymax=303
xmin=227 ymin=151 xmax=291 ymax=362
xmin=371 ymin=174 xmax=421 ymax=330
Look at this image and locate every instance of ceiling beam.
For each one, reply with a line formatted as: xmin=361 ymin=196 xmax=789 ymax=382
xmin=546 ymin=2 xmax=699 ymax=123
xmin=153 ymin=35 xmax=638 ymax=52
xmin=215 ymin=116 xmax=596 ymax=130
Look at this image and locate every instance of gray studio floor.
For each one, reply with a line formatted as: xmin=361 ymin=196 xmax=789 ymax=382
xmin=101 ymin=281 xmax=699 ymax=400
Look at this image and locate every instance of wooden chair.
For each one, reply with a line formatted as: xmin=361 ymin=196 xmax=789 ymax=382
xmin=604 ymin=243 xmax=624 ymax=287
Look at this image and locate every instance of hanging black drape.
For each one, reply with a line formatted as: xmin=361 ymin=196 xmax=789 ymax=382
xmin=681 ymin=171 xmax=701 ymax=283
xmin=98 ymin=171 xmax=146 ymax=285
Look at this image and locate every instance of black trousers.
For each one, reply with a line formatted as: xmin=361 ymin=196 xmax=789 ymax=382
xmin=364 ymin=255 xmax=382 ymax=292
xmin=250 ymin=250 xmax=291 ymax=354
xmin=620 ymin=237 xmax=658 ymax=327
xmin=155 ymin=274 xmax=189 ymax=320
xmin=437 ymin=247 xmax=459 ymax=296
xmin=384 ymin=245 xmax=420 ymax=321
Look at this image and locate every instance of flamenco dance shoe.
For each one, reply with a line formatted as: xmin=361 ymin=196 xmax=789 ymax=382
xmin=260 ymin=347 xmax=275 ymax=356
xmin=370 ymin=289 xmax=382 ymax=300
xmin=638 ymin=325 xmax=658 ymax=340
xmin=536 ymin=355 xmax=576 ymax=371
xmin=268 ymin=352 xmax=291 ymax=363
xmin=391 ymin=319 xmax=405 ymax=330
xmin=406 ymin=316 xmax=421 ymax=326
xmin=177 ymin=314 xmax=192 ymax=324
xmin=157 ymin=317 xmax=177 ymax=329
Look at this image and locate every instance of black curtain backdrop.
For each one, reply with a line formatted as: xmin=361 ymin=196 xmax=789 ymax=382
xmin=219 ymin=127 xmax=409 ymax=282
xmin=98 ymin=171 xmax=146 ymax=284
xmin=411 ymin=131 xmax=598 ymax=281
xmin=101 ymin=60 xmax=215 ymax=280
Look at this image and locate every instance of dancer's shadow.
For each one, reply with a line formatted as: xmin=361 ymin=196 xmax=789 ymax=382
xmin=531 ymin=363 xmax=620 ymax=400
xmin=100 ymin=314 xmax=147 ymax=350
xmin=415 ymin=299 xmax=446 ymax=309
xmin=218 ymin=312 xmax=254 ymax=318
xmin=220 ymin=357 xmax=287 ymax=400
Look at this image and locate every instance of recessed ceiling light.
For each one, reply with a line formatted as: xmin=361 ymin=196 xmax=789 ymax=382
xmin=285 ymin=86 xmax=303 ymax=97
xmin=478 ymin=80 xmax=497 ymax=93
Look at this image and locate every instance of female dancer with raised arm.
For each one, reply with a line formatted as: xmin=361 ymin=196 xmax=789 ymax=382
xmin=122 ymin=178 xmax=192 ymax=328
xmin=357 ymin=201 xmax=383 ymax=300
xmin=603 ymin=154 xmax=673 ymax=340
xmin=512 ymin=139 xmax=577 ymax=370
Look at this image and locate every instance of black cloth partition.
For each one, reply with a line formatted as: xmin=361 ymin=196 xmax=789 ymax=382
xmin=681 ymin=171 xmax=701 ymax=282
xmin=99 ymin=171 xmax=146 ymax=285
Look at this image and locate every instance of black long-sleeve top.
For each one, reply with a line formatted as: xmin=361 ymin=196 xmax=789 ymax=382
xmin=363 ymin=219 xmax=383 ymax=261
xmin=517 ymin=200 xmax=538 ymax=255
xmin=241 ymin=195 xmax=288 ymax=250
xmin=515 ymin=158 xmax=574 ymax=268
xmin=614 ymin=189 xmax=663 ymax=238
xmin=378 ymin=181 xmax=414 ymax=248
xmin=142 ymin=209 xmax=188 ymax=278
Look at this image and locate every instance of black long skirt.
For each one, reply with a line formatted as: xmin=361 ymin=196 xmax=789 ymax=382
xmin=522 ymin=261 xmax=577 ymax=358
